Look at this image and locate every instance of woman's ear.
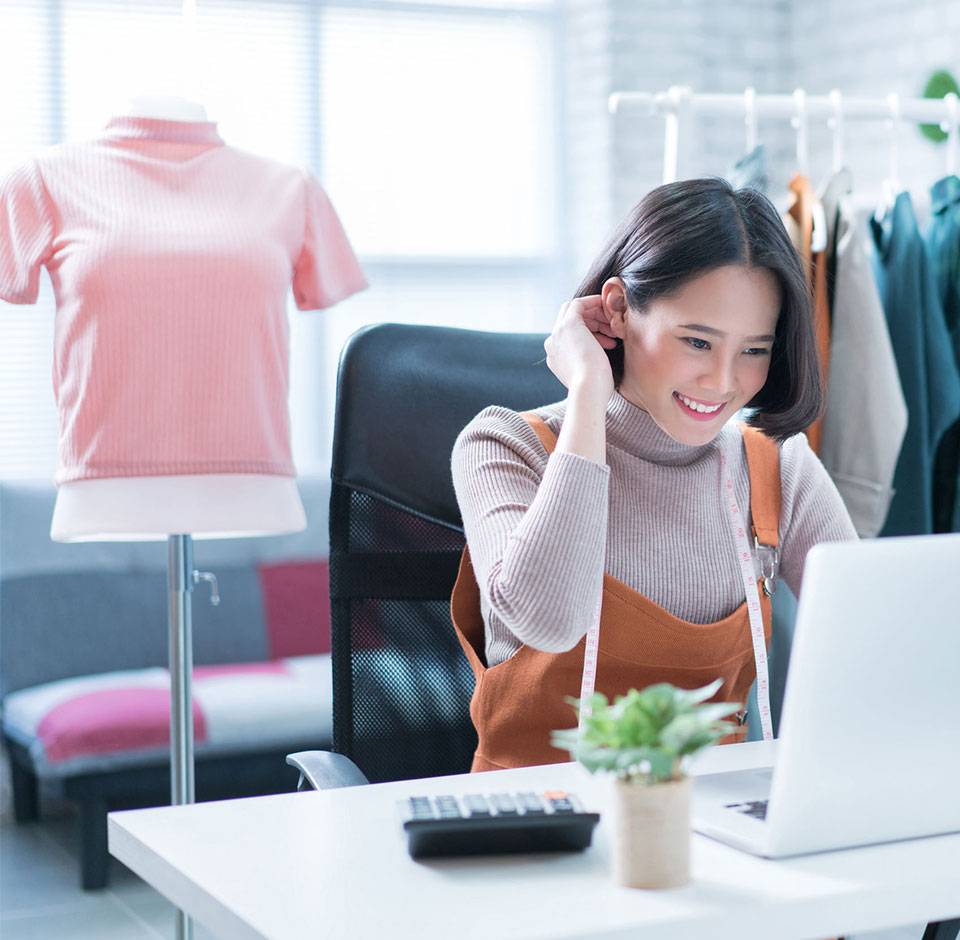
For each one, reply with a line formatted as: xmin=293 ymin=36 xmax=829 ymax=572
xmin=602 ymin=277 xmax=629 ymax=338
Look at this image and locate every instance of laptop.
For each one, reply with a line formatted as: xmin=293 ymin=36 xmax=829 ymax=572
xmin=691 ymin=532 xmax=960 ymax=858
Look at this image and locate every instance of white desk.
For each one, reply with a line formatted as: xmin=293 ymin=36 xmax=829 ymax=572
xmin=109 ymin=741 xmax=960 ymax=940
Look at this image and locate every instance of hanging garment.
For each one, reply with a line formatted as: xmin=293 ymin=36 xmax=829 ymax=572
xmin=728 ymin=144 xmax=768 ymax=194
xmin=871 ymin=191 xmax=960 ymax=536
xmin=924 ymin=175 xmax=960 ymax=532
xmin=0 ymin=116 xmax=367 ymax=484
xmin=783 ymin=175 xmax=831 ymax=455
xmin=818 ymin=169 xmax=907 ymax=537
xmin=451 ymin=414 xmax=780 ymax=771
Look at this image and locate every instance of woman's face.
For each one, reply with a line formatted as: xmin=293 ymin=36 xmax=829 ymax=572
xmin=606 ymin=265 xmax=781 ymax=447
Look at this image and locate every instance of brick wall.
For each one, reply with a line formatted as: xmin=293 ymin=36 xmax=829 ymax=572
xmin=563 ymin=0 xmax=960 ymax=274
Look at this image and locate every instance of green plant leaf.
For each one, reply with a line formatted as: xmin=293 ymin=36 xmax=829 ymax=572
xmin=675 ymin=677 xmax=725 ymax=706
xmin=551 ymin=679 xmax=743 ymax=781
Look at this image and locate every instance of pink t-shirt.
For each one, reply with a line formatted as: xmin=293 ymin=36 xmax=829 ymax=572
xmin=0 ymin=116 xmax=367 ymax=484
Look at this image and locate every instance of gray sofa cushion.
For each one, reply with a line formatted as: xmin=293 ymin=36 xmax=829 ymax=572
xmin=1 ymin=567 xmax=268 ymax=698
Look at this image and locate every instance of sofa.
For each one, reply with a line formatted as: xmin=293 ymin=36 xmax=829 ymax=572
xmin=0 ymin=476 xmax=333 ymax=889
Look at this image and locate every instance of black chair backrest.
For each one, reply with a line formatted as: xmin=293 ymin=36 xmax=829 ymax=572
xmin=329 ymin=323 xmax=564 ymax=782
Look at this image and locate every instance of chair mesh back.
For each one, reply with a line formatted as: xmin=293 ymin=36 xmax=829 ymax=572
xmin=330 ymin=485 xmax=478 ymax=782
xmin=328 ymin=323 xmax=564 ymax=783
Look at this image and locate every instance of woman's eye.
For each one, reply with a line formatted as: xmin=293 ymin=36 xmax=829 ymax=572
xmin=744 ymin=347 xmax=772 ymax=357
xmin=684 ymin=337 xmax=710 ymax=350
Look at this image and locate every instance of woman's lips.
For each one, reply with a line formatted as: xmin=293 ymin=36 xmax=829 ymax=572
xmin=673 ymin=391 xmax=727 ymax=421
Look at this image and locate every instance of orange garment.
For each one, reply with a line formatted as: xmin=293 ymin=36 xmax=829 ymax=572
xmin=787 ymin=174 xmax=831 ymax=455
xmin=451 ymin=413 xmax=781 ymax=772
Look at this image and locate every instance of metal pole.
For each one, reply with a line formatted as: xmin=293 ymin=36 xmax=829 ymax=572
xmin=608 ymin=89 xmax=958 ymax=125
xmin=168 ymin=534 xmax=195 ymax=940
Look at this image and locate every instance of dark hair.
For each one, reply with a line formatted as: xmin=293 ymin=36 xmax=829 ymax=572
xmin=574 ymin=177 xmax=822 ymax=442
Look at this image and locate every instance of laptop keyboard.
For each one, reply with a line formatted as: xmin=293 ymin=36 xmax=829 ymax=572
xmin=724 ymin=799 xmax=768 ymax=820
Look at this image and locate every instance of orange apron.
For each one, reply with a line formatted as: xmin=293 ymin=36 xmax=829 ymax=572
xmin=451 ymin=414 xmax=780 ymax=772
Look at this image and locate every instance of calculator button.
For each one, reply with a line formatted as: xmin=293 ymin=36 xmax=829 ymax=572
xmin=464 ymin=794 xmax=492 ymax=816
xmin=549 ymin=798 xmax=575 ymax=814
xmin=408 ymin=797 xmax=435 ymax=819
xmin=490 ymin=794 xmax=518 ymax=815
xmin=433 ymin=796 xmax=462 ymax=818
xmin=517 ymin=792 xmax=546 ymax=814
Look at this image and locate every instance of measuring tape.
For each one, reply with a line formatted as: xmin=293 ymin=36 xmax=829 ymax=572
xmin=577 ymin=442 xmax=774 ymax=742
xmin=577 ymin=593 xmax=602 ymax=730
xmin=718 ymin=445 xmax=774 ymax=742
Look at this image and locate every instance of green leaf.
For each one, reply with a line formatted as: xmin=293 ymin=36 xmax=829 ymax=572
xmin=551 ymin=679 xmax=742 ymax=781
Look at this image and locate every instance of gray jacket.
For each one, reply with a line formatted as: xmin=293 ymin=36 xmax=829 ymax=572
xmin=819 ymin=169 xmax=907 ymax=537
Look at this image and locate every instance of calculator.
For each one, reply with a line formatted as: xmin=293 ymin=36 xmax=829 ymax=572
xmin=398 ymin=790 xmax=600 ymax=859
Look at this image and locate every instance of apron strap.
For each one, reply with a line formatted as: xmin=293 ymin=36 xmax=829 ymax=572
xmin=519 ymin=411 xmax=557 ymax=455
xmin=740 ymin=424 xmax=781 ymax=548
xmin=450 ymin=547 xmax=487 ymax=674
xmin=451 ymin=412 xmax=558 ymax=674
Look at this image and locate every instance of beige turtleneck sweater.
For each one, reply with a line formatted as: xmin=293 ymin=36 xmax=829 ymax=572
xmin=451 ymin=392 xmax=858 ymax=667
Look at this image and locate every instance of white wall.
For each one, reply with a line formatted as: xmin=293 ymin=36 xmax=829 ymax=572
xmin=788 ymin=0 xmax=960 ymax=199
xmin=562 ymin=0 xmax=960 ymax=276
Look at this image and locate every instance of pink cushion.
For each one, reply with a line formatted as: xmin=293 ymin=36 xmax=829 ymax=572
xmin=37 ymin=688 xmax=207 ymax=764
xmin=258 ymin=560 xmax=331 ymax=658
xmin=6 ymin=656 xmax=332 ymax=772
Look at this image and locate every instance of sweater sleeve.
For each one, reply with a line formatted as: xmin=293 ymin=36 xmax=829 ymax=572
xmin=0 ymin=160 xmax=55 ymax=304
xmin=451 ymin=406 xmax=610 ymax=653
xmin=292 ymin=170 xmax=368 ymax=311
xmin=778 ymin=431 xmax=859 ymax=595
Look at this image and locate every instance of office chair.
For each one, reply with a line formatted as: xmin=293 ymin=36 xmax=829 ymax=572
xmin=288 ymin=322 xmax=564 ymax=789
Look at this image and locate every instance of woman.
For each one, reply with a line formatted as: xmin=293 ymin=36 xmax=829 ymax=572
xmin=450 ymin=177 xmax=857 ymax=773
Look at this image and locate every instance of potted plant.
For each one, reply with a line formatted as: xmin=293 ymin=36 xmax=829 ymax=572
xmin=551 ymin=678 xmax=739 ymax=889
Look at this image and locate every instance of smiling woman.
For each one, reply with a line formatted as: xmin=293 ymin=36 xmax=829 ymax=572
xmin=602 ymin=265 xmax=781 ymax=446
xmin=575 ymin=177 xmax=824 ymax=444
xmin=450 ymin=177 xmax=857 ymax=773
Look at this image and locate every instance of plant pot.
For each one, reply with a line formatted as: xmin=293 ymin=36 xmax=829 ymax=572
xmin=611 ymin=775 xmax=691 ymax=889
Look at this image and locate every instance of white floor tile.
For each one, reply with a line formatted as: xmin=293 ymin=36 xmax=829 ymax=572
xmin=0 ymin=902 xmax=162 ymax=940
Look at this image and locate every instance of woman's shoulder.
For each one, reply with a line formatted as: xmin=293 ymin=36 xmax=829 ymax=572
xmin=777 ymin=429 xmax=819 ymax=472
xmin=754 ymin=427 xmax=842 ymax=502
xmin=454 ymin=401 xmax=566 ymax=450
xmin=730 ymin=423 xmax=825 ymax=495
xmin=731 ymin=422 xmax=815 ymax=466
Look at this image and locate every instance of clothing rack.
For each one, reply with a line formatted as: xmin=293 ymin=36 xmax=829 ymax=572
xmin=608 ymin=86 xmax=960 ymax=184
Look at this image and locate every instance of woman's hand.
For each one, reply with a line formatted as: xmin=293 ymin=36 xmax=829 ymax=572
xmin=543 ymin=295 xmax=618 ymax=400
xmin=544 ymin=296 xmax=617 ymax=465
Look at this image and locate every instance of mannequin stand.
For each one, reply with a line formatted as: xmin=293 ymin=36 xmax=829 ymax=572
xmin=167 ymin=534 xmax=218 ymax=940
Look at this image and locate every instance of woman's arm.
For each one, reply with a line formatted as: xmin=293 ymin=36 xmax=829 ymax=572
xmin=451 ymin=296 xmax=618 ymax=653
xmin=452 ymin=408 xmax=609 ymax=653
xmin=777 ymin=432 xmax=860 ymax=596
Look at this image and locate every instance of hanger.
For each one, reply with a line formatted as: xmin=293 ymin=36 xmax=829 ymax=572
xmin=828 ymin=89 xmax=845 ymax=173
xmin=661 ymin=85 xmax=692 ymax=185
xmin=791 ymin=89 xmax=827 ymax=253
xmin=792 ymin=88 xmax=810 ymax=177
xmin=744 ymin=86 xmax=758 ymax=153
xmin=878 ymin=91 xmax=903 ymax=217
xmin=945 ymin=91 xmax=959 ymax=178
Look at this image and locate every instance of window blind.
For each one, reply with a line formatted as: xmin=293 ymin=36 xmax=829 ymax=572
xmin=0 ymin=0 xmax=560 ymax=479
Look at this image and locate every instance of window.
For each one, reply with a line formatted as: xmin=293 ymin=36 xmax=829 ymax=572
xmin=0 ymin=0 xmax=562 ymax=478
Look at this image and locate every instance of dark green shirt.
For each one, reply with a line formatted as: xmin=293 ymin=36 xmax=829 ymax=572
xmin=924 ymin=175 xmax=960 ymax=532
xmin=871 ymin=191 xmax=960 ymax=535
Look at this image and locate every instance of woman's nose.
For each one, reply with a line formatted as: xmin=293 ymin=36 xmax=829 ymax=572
xmin=699 ymin=357 xmax=737 ymax=396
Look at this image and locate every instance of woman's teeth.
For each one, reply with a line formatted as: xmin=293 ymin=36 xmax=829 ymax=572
xmin=677 ymin=393 xmax=723 ymax=414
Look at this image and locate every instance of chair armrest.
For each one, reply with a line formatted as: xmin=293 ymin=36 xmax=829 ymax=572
xmin=286 ymin=750 xmax=370 ymax=790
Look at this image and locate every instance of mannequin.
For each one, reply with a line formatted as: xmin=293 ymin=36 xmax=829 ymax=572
xmin=49 ymin=94 xmax=306 ymax=542
xmin=0 ymin=90 xmax=367 ymax=940
xmin=0 ymin=41 xmax=368 ymax=934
